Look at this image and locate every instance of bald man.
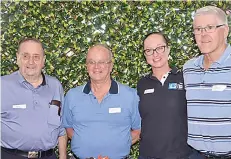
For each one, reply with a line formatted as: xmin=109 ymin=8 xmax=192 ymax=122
xmin=62 ymin=44 xmax=141 ymax=159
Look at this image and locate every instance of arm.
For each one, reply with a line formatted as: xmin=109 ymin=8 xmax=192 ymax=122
xmin=130 ymin=89 xmax=141 ymax=145
xmin=131 ymin=129 xmax=141 ymax=144
xmin=58 ymin=134 xmax=67 ymax=159
xmin=66 ymin=127 xmax=74 ymax=139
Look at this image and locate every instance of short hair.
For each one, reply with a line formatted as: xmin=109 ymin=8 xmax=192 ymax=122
xmin=194 ymin=6 xmax=228 ymax=25
xmin=143 ymin=32 xmax=169 ymax=47
xmin=17 ymin=37 xmax=45 ymax=55
xmin=87 ymin=44 xmax=113 ymax=60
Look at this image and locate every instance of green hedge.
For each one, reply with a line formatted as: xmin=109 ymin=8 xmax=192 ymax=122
xmin=1 ymin=1 xmax=231 ymax=158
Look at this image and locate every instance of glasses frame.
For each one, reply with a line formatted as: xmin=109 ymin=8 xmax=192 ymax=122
xmin=193 ymin=24 xmax=225 ymax=35
xmin=86 ymin=60 xmax=112 ymax=67
xmin=19 ymin=53 xmax=43 ymax=62
xmin=144 ymin=45 xmax=167 ymax=56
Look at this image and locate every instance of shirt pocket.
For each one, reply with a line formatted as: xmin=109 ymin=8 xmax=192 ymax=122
xmin=47 ymin=104 xmax=61 ymax=127
xmin=107 ymin=108 xmax=130 ymax=126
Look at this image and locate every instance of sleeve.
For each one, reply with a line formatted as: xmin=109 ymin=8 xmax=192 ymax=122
xmin=58 ymin=83 xmax=66 ymax=137
xmin=131 ymin=89 xmax=141 ymax=130
xmin=61 ymin=90 xmax=73 ymax=129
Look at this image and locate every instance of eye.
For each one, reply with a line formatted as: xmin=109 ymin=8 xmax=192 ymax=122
xmin=207 ymin=25 xmax=215 ymax=30
xmin=22 ymin=54 xmax=29 ymax=59
xmin=34 ymin=55 xmax=40 ymax=61
xmin=194 ymin=27 xmax=202 ymax=32
xmin=156 ymin=46 xmax=165 ymax=51
xmin=145 ymin=49 xmax=151 ymax=53
xmin=87 ymin=61 xmax=95 ymax=65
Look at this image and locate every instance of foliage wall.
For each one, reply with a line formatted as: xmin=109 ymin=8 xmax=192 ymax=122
xmin=1 ymin=1 xmax=231 ymax=158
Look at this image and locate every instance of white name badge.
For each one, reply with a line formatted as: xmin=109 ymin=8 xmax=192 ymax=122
xmin=13 ymin=104 xmax=27 ymax=109
xmin=144 ymin=88 xmax=154 ymax=94
xmin=212 ymin=85 xmax=227 ymax=91
xmin=109 ymin=107 xmax=121 ymax=114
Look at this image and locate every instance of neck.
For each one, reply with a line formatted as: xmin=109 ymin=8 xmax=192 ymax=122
xmin=22 ymin=72 xmax=43 ymax=88
xmin=203 ymin=44 xmax=227 ymax=70
xmin=152 ymin=65 xmax=171 ymax=81
xmin=91 ymin=78 xmax=111 ymax=103
xmin=91 ymin=78 xmax=111 ymax=93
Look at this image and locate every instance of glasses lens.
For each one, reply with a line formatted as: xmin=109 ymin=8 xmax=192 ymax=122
xmin=144 ymin=49 xmax=153 ymax=56
xmin=156 ymin=46 xmax=165 ymax=54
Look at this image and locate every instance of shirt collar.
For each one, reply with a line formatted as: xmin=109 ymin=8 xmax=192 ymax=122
xmin=83 ymin=79 xmax=118 ymax=94
xmin=193 ymin=55 xmax=203 ymax=68
xmin=17 ymin=71 xmax=46 ymax=86
xmin=217 ymin=44 xmax=231 ymax=64
xmin=194 ymin=44 xmax=231 ymax=67
xmin=147 ymin=66 xmax=179 ymax=80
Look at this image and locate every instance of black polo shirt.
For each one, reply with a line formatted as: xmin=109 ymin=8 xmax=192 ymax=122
xmin=137 ymin=68 xmax=191 ymax=159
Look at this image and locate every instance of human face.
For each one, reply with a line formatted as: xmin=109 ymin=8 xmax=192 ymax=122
xmin=193 ymin=14 xmax=229 ymax=55
xmin=86 ymin=46 xmax=113 ymax=83
xmin=16 ymin=40 xmax=45 ymax=80
xmin=144 ymin=34 xmax=170 ymax=69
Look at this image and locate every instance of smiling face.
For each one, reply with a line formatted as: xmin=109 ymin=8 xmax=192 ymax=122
xmin=193 ymin=13 xmax=229 ymax=55
xmin=143 ymin=34 xmax=170 ymax=69
xmin=86 ymin=45 xmax=113 ymax=83
xmin=16 ymin=40 xmax=45 ymax=80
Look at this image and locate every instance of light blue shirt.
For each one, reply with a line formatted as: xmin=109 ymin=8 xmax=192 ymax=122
xmin=183 ymin=45 xmax=231 ymax=155
xmin=62 ymin=80 xmax=141 ymax=159
xmin=1 ymin=71 xmax=65 ymax=151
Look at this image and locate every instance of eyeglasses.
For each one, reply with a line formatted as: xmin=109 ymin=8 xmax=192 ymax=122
xmin=144 ymin=45 xmax=166 ymax=56
xmin=86 ymin=60 xmax=112 ymax=67
xmin=20 ymin=53 xmax=42 ymax=61
xmin=193 ymin=24 xmax=225 ymax=35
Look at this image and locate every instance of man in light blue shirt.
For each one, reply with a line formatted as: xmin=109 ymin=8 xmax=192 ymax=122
xmin=62 ymin=44 xmax=141 ymax=159
xmin=1 ymin=38 xmax=67 ymax=159
xmin=183 ymin=6 xmax=231 ymax=158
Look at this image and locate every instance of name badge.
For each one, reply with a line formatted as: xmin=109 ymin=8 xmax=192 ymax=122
xmin=144 ymin=88 xmax=154 ymax=94
xmin=109 ymin=107 xmax=121 ymax=114
xmin=168 ymin=83 xmax=177 ymax=89
xmin=212 ymin=85 xmax=227 ymax=91
xmin=13 ymin=104 xmax=26 ymax=109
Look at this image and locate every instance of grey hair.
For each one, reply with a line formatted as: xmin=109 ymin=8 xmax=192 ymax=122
xmin=194 ymin=6 xmax=228 ymax=25
xmin=88 ymin=44 xmax=113 ymax=60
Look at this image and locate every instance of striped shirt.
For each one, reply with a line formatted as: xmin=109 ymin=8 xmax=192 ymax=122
xmin=183 ymin=44 xmax=231 ymax=155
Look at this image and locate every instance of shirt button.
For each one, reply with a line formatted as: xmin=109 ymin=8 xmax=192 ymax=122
xmin=34 ymin=101 xmax=38 ymax=105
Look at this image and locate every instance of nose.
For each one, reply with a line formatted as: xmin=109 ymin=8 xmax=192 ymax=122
xmin=28 ymin=56 xmax=35 ymax=64
xmin=94 ymin=62 xmax=100 ymax=68
xmin=200 ymin=28 xmax=206 ymax=36
xmin=152 ymin=51 xmax=159 ymax=57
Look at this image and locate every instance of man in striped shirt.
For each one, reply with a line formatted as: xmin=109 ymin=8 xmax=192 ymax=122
xmin=183 ymin=6 xmax=231 ymax=159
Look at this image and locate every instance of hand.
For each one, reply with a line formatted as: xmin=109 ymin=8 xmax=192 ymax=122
xmin=98 ymin=155 xmax=110 ymax=159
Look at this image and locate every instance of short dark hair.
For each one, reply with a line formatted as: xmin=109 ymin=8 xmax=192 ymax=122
xmin=18 ymin=37 xmax=45 ymax=55
xmin=143 ymin=32 xmax=169 ymax=47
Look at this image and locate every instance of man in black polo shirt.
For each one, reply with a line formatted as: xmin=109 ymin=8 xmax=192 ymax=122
xmin=137 ymin=32 xmax=194 ymax=159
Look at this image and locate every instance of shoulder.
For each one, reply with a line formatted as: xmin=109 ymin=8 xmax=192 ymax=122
xmin=137 ymin=73 xmax=151 ymax=86
xmin=172 ymin=68 xmax=183 ymax=76
xmin=65 ymin=84 xmax=86 ymax=97
xmin=116 ymin=81 xmax=137 ymax=95
xmin=1 ymin=71 xmax=18 ymax=83
xmin=183 ymin=56 xmax=201 ymax=69
xmin=45 ymin=74 xmax=62 ymax=85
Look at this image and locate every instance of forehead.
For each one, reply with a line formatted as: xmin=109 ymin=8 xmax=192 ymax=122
xmin=193 ymin=14 xmax=220 ymax=26
xmin=86 ymin=46 xmax=110 ymax=60
xmin=18 ymin=40 xmax=44 ymax=55
xmin=144 ymin=34 xmax=166 ymax=47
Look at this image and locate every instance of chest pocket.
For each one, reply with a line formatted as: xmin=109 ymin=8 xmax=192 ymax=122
xmin=47 ymin=105 xmax=61 ymax=127
xmin=107 ymin=108 xmax=130 ymax=126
